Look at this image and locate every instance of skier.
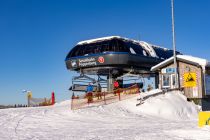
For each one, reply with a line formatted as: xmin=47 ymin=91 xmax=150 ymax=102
xmin=114 ymin=80 xmax=120 ymax=97
xmin=96 ymin=83 xmax=102 ymax=100
xmin=86 ymin=83 xmax=94 ymax=103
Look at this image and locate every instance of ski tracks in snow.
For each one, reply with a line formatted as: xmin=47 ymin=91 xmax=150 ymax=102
xmin=0 ymin=99 xmax=210 ymax=140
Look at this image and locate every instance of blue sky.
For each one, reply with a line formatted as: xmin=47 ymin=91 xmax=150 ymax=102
xmin=0 ymin=0 xmax=210 ymax=105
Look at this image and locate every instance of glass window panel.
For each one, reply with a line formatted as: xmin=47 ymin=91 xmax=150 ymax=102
xmin=162 ymin=75 xmax=170 ymax=87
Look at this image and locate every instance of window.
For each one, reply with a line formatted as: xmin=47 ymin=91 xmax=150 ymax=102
xmin=84 ymin=45 xmax=95 ymax=55
xmin=130 ymin=43 xmax=144 ymax=55
xmin=77 ymin=45 xmax=86 ymax=56
xmin=117 ymin=40 xmax=129 ymax=52
xmin=143 ymin=50 xmax=147 ymax=56
xmin=101 ymin=43 xmax=109 ymax=52
xmin=206 ymin=67 xmax=210 ymax=75
xmin=94 ymin=45 xmax=101 ymax=53
xmin=153 ymin=47 xmax=176 ymax=59
xmin=67 ymin=38 xmax=132 ymax=58
xmin=162 ymin=74 xmax=170 ymax=88
xmin=70 ymin=45 xmax=82 ymax=57
xmin=172 ymin=74 xmax=176 ymax=86
xmin=129 ymin=47 xmax=136 ymax=54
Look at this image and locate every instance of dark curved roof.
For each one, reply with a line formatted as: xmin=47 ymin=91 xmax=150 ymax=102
xmin=65 ymin=36 xmax=180 ymax=61
xmin=65 ymin=36 xmax=181 ymax=75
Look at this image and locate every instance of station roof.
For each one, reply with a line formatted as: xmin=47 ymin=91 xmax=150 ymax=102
xmin=151 ymin=55 xmax=210 ymax=71
xmin=76 ymin=36 xmax=173 ymax=58
xmin=77 ymin=36 xmax=169 ymax=50
xmin=77 ymin=36 xmax=121 ymax=45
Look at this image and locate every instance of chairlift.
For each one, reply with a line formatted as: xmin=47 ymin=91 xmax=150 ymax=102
xmin=73 ymin=73 xmax=96 ymax=83
xmin=70 ymin=74 xmax=108 ymax=92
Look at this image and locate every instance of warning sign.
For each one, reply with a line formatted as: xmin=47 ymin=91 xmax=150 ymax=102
xmin=27 ymin=92 xmax=32 ymax=99
xmin=183 ymin=72 xmax=197 ymax=87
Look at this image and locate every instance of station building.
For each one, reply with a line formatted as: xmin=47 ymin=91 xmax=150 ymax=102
xmin=151 ymin=55 xmax=210 ymax=110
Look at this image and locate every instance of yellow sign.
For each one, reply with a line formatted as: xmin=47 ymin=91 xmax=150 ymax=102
xmin=183 ymin=72 xmax=197 ymax=87
xmin=198 ymin=111 xmax=210 ymax=127
xmin=27 ymin=92 xmax=32 ymax=99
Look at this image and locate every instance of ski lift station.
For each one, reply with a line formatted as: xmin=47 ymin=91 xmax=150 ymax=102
xmin=65 ymin=36 xmax=210 ymax=110
xmin=65 ymin=36 xmax=180 ymax=92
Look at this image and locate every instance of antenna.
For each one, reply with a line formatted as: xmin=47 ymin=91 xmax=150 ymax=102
xmin=171 ymin=0 xmax=179 ymax=88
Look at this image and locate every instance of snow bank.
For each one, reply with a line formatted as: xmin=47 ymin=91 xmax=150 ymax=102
xmin=51 ymin=89 xmax=199 ymax=121
xmin=56 ymin=90 xmax=199 ymax=121
xmin=86 ymin=89 xmax=197 ymax=121
xmin=54 ymin=100 xmax=71 ymax=107
xmin=140 ymin=89 xmax=162 ymax=98
xmin=139 ymin=91 xmax=199 ymax=120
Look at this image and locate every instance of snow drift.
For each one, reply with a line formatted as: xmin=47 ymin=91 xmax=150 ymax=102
xmin=99 ymin=90 xmax=200 ymax=120
xmin=70 ymin=90 xmax=199 ymax=121
xmin=138 ymin=90 xmax=200 ymax=120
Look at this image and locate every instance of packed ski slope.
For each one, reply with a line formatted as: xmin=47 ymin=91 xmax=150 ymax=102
xmin=0 ymin=90 xmax=210 ymax=140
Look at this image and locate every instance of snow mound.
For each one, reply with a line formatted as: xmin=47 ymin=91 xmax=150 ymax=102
xmin=117 ymin=90 xmax=199 ymax=120
xmin=73 ymin=90 xmax=199 ymax=121
xmin=140 ymin=88 xmax=162 ymax=98
xmin=54 ymin=100 xmax=71 ymax=107
xmin=54 ymin=90 xmax=199 ymax=121
xmin=56 ymin=90 xmax=199 ymax=121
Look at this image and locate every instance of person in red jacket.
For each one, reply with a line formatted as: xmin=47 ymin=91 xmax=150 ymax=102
xmin=114 ymin=81 xmax=119 ymax=88
xmin=113 ymin=80 xmax=119 ymax=96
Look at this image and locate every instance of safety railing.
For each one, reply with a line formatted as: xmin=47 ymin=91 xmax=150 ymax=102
xmin=71 ymin=84 xmax=140 ymax=110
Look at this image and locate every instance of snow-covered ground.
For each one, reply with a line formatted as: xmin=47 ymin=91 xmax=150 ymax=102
xmin=0 ymin=90 xmax=210 ymax=140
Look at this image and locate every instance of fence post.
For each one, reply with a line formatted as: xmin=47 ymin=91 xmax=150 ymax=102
xmin=27 ymin=96 xmax=30 ymax=107
xmin=118 ymin=89 xmax=121 ymax=101
xmin=51 ymin=92 xmax=55 ymax=105
xmin=104 ymin=92 xmax=106 ymax=105
xmin=71 ymin=92 xmax=74 ymax=110
xmin=27 ymin=92 xmax=32 ymax=107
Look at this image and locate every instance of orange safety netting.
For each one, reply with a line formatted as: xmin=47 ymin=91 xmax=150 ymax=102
xmin=71 ymin=84 xmax=140 ymax=110
xmin=28 ymin=92 xmax=55 ymax=107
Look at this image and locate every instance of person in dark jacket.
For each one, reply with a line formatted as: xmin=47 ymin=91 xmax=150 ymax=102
xmin=96 ymin=83 xmax=102 ymax=100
